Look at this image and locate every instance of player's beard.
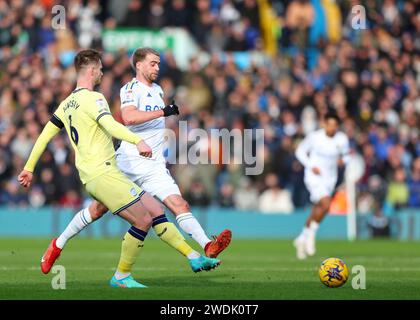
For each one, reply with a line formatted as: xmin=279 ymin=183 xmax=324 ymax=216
xmin=94 ymin=74 xmax=102 ymax=86
xmin=149 ymin=73 xmax=158 ymax=82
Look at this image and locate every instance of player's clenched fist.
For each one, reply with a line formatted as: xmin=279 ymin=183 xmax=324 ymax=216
xmin=18 ymin=170 xmax=33 ymax=188
xmin=136 ymin=140 xmax=152 ymax=158
xmin=162 ymin=100 xmax=179 ymax=117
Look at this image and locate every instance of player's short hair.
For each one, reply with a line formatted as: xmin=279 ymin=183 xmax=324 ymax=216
xmin=74 ymin=49 xmax=101 ymax=72
xmin=132 ymin=47 xmax=160 ymax=68
xmin=325 ymin=110 xmax=340 ymax=123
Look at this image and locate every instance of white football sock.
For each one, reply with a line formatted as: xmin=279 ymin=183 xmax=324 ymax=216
xmin=175 ymin=212 xmax=211 ymax=249
xmin=114 ymin=271 xmax=130 ymax=280
xmin=56 ymin=207 xmax=93 ymax=249
xmin=297 ymin=227 xmax=311 ymax=241
xmin=309 ymin=221 xmax=319 ymax=237
xmin=187 ymin=251 xmax=201 ymax=260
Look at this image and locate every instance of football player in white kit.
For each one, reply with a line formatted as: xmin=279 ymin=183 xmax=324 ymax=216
xmin=293 ymin=111 xmax=351 ymax=260
xmin=115 ymin=47 xmax=232 ymax=258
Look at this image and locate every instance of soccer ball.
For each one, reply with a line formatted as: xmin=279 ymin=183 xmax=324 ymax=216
xmin=318 ymin=258 xmax=349 ymax=288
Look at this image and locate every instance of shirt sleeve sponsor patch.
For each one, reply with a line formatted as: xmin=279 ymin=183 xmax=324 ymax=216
xmin=122 ymin=90 xmax=135 ymax=104
xmin=96 ymin=98 xmax=107 ymax=110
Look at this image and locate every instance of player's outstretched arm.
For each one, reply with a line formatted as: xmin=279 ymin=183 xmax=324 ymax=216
xmin=18 ymin=121 xmax=62 ymax=188
xmin=121 ymin=106 xmax=164 ymax=125
xmin=121 ymin=101 xmax=179 ymax=126
xmin=98 ymin=115 xmax=152 ymax=157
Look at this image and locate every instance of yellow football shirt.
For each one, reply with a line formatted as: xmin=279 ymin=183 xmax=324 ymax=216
xmin=52 ymin=88 xmax=119 ymax=184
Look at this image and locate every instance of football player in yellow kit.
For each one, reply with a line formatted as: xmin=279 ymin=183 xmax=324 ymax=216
xmin=18 ymin=49 xmax=220 ymax=288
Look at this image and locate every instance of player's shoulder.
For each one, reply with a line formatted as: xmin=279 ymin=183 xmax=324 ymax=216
xmin=82 ymin=90 xmax=107 ymax=107
xmin=76 ymin=90 xmax=108 ymax=113
xmin=54 ymin=99 xmax=65 ymax=114
xmin=56 ymin=93 xmax=72 ymax=112
xmin=86 ymin=90 xmax=104 ymax=99
xmin=121 ymin=78 xmax=140 ymax=92
xmin=152 ymin=82 xmax=163 ymax=94
xmin=152 ymin=82 xmax=162 ymax=90
xmin=308 ymin=129 xmax=323 ymax=138
xmin=74 ymin=88 xmax=103 ymax=100
xmin=335 ymin=131 xmax=349 ymax=141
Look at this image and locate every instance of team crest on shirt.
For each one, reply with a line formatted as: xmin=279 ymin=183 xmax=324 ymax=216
xmin=130 ymin=187 xmax=137 ymax=197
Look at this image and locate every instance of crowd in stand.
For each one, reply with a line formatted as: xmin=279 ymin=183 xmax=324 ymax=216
xmin=0 ymin=0 xmax=419 ymax=214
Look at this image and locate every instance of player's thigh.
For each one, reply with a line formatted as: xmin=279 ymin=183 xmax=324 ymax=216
xmin=116 ymin=155 xmax=146 ymax=186
xmin=117 ymin=199 xmax=153 ymax=229
xmin=139 ymin=165 xmax=181 ymax=202
xmin=138 ymin=192 xmax=164 ymax=217
xmin=84 ymin=169 xmax=145 ymax=216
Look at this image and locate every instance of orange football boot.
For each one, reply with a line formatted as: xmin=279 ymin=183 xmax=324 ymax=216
xmin=204 ymin=229 xmax=232 ymax=258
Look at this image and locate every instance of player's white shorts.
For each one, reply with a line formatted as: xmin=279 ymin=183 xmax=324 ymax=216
xmin=116 ymin=155 xmax=181 ymax=202
xmin=304 ymin=174 xmax=337 ymax=203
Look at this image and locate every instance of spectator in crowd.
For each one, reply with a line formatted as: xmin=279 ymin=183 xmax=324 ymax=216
xmin=184 ymin=178 xmax=211 ymax=207
xmin=408 ymin=157 xmax=420 ymax=208
xmin=218 ymin=182 xmax=235 ymax=208
xmin=366 ymin=175 xmax=388 ymax=214
xmin=258 ymin=173 xmax=294 ymax=214
xmin=27 ymin=185 xmax=46 ymax=208
xmin=233 ymin=177 xmax=259 ymax=211
xmin=386 ymin=167 xmax=409 ymax=209
xmin=167 ymin=0 xmax=190 ymax=28
xmin=0 ymin=0 xmax=418 ymax=214
xmin=367 ymin=209 xmax=391 ymax=238
xmin=0 ymin=179 xmax=27 ymax=206
xmin=120 ymin=0 xmax=148 ymax=27
xmin=281 ymin=0 xmax=314 ymax=48
xmin=59 ymin=189 xmax=82 ymax=209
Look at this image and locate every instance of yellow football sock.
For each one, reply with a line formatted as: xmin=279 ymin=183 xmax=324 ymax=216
xmin=116 ymin=230 xmax=145 ymax=274
xmin=154 ymin=222 xmax=194 ymax=257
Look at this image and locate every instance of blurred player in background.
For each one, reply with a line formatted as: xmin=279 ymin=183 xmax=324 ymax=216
xmin=293 ymin=111 xmax=351 ymax=260
xmin=19 ymin=49 xmax=220 ymax=288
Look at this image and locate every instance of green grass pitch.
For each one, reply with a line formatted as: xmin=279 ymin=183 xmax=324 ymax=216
xmin=0 ymin=238 xmax=419 ymax=300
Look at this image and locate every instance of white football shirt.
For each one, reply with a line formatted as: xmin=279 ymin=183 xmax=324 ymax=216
xmin=117 ymin=78 xmax=166 ymax=162
xmin=295 ymin=128 xmax=351 ymax=181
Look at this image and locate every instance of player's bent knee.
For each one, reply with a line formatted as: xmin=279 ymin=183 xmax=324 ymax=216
xmin=89 ymin=201 xmax=108 ymax=220
xmin=149 ymin=196 xmax=165 ymax=216
xmin=133 ymin=214 xmax=153 ymax=230
xmin=320 ymin=198 xmax=331 ymax=212
xmin=144 ymin=215 xmax=153 ymax=229
xmin=174 ymin=198 xmax=190 ymax=213
xmin=152 ymin=206 xmax=165 ymax=217
xmin=140 ymin=192 xmax=165 ymax=217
